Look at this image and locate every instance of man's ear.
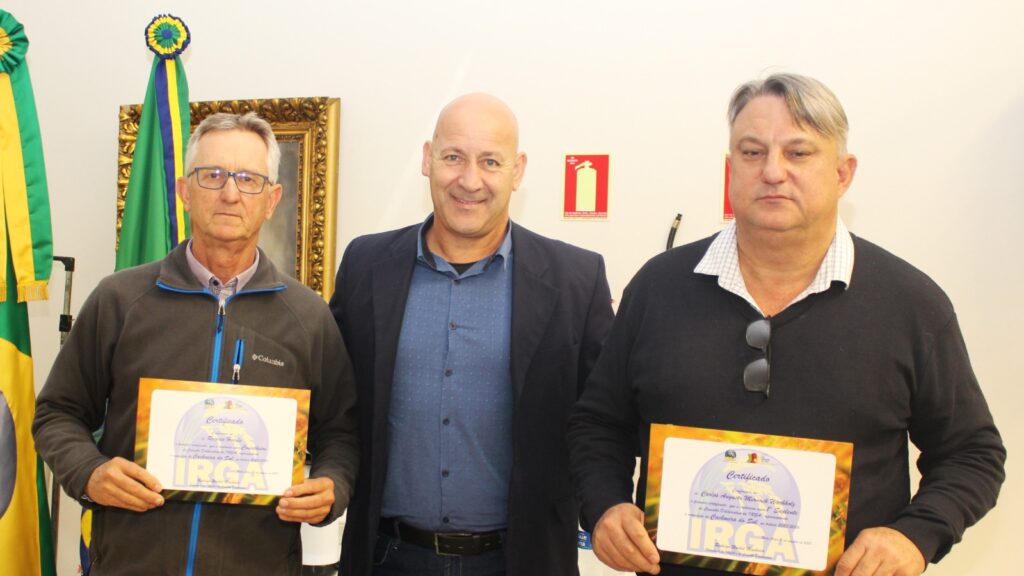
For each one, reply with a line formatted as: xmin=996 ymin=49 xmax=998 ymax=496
xmin=837 ymin=153 xmax=858 ymax=198
xmin=421 ymin=141 xmax=432 ymax=177
xmin=176 ymin=176 xmax=191 ymax=211
xmin=264 ymin=183 xmax=284 ymax=219
xmin=512 ymin=152 xmax=527 ymax=190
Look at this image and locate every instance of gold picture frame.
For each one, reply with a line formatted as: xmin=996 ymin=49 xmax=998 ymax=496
xmin=117 ymin=97 xmax=340 ymax=300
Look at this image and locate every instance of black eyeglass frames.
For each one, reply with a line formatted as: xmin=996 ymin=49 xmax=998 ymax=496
xmin=188 ymin=166 xmax=271 ymax=195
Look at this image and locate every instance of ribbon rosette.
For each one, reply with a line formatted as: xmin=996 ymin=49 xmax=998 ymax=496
xmin=0 ymin=11 xmax=27 ymax=73
xmin=145 ymin=14 xmax=190 ymax=59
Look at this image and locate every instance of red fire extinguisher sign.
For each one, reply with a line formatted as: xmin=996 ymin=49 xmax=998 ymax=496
xmin=564 ymin=154 xmax=609 ymax=220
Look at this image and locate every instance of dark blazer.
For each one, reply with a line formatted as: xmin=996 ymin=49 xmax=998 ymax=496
xmin=330 ymin=221 xmax=614 ymax=576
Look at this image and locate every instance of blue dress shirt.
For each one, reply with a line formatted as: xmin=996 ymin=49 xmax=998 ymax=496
xmin=381 ymin=216 xmax=514 ymax=532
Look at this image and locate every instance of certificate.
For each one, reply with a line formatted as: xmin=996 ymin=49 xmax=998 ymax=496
xmin=134 ymin=378 xmax=310 ymax=506
xmin=645 ymin=424 xmax=853 ymax=575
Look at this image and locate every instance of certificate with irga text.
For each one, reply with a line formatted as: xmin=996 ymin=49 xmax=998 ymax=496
xmin=134 ymin=378 xmax=310 ymax=506
xmin=645 ymin=424 xmax=853 ymax=575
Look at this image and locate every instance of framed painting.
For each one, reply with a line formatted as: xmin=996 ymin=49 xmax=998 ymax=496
xmin=117 ymin=97 xmax=340 ymax=300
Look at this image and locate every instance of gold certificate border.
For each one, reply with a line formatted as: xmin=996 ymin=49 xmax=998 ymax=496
xmin=135 ymin=378 xmax=311 ymax=506
xmin=645 ymin=424 xmax=853 ymax=575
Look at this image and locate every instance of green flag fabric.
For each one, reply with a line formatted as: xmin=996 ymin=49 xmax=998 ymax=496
xmin=0 ymin=9 xmax=56 ymax=576
xmin=0 ymin=9 xmax=51 ymax=301
xmin=115 ymin=14 xmax=191 ymax=270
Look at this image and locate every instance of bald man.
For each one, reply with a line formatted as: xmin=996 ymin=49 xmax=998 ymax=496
xmin=330 ymin=94 xmax=614 ymax=576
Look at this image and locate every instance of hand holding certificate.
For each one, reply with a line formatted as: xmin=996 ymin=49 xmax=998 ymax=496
xmin=85 ymin=456 xmax=165 ymax=512
xmin=593 ymin=502 xmax=662 ymax=574
xmin=277 ymin=476 xmax=334 ymax=524
xmin=134 ymin=378 xmax=311 ymax=506
xmin=834 ymin=527 xmax=925 ymax=576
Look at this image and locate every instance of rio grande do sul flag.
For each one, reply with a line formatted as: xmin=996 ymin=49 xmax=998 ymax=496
xmin=0 ymin=9 xmax=56 ymax=576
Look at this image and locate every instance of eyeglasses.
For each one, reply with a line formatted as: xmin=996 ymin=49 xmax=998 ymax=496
xmin=743 ymin=318 xmax=771 ymax=398
xmin=188 ymin=167 xmax=270 ymax=195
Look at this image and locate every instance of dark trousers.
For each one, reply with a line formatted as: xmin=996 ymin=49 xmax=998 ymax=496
xmin=371 ymin=533 xmax=506 ymax=576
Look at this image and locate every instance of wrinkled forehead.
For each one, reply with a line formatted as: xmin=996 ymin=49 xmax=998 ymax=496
xmin=729 ymin=95 xmax=831 ymax=145
xmin=433 ymin=97 xmax=520 ymax=155
xmin=731 ymin=94 xmax=846 ymax=154
xmin=434 ymin=128 xmax=518 ymax=161
xmin=193 ymin=129 xmax=270 ymax=169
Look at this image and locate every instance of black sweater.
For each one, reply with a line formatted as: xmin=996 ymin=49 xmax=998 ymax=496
xmin=569 ymin=235 xmax=1005 ymax=574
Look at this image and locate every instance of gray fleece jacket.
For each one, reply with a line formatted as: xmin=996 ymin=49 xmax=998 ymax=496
xmin=33 ymin=243 xmax=358 ymax=575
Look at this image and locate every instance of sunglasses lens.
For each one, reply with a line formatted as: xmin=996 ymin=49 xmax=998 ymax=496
xmin=746 ymin=319 xmax=771 ymax=349
xmin=744 ymin=319 xmax=771 ymax=397
xmin=743 ymin=358 xmax=770 ymax=394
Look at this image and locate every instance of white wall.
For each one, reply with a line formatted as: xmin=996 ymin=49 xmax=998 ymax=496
xmin=7 ymin=1 xmax=1018 ymax=574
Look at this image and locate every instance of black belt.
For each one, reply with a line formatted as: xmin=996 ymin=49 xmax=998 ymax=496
xmin=379 ymin=517 xmax=503 ymax=556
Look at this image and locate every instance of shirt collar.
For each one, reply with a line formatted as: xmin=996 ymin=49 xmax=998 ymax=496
xmin=694 ymin=218 xmax=854 ymax=314
xmin=185 ymin=240 xmax=261 ymax=299
xmin=415 ymin=213 xmax=513 ymax=274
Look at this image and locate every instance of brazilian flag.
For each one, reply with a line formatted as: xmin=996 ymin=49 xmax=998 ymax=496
xmin=0 ymin=9 xmax=56 ymax=576
xmin=0 ymin=256 xmax=54 ymax=576
xmin=115 ymin=14 xmax=191 ymax=270
xmin=80 ymin=15 xmax=192 ymax=575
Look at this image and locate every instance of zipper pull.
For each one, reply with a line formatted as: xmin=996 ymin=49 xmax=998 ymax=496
xmin=231 ymin=339 xmax=245 ymax=384
xmin=216 ymin=300 xmax=226 ymax=332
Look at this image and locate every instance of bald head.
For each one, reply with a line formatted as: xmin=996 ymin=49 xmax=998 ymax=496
xmin=421 ymin=93 xmax=527 ymax=262
xmin=432 ymin=93 xmax=520 ymax=152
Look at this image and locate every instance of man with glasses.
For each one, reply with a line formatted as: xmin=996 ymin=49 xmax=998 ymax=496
xmin=34 ymin=112 xmax=358 ymax=574
xmin=568 ymin=74 xmax=1005 ymax=576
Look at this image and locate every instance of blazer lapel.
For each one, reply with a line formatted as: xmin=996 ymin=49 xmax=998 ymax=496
xmin=510 ymin=224 xmax=559 ymax=402
xmin=371 ymin=228 xmax=418 ymax=426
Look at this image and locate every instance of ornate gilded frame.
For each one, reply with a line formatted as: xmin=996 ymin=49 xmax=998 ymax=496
xmin=117 ymin=97 xmax=340 ymax=299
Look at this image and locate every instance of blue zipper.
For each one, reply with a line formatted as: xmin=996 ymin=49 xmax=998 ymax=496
xmin=156 ymin=280 xmax=285 ymax=575
xmin=211 ymin=301 xmax=226 ymax=381
xmin=185 ymin=503 xmax=202 ymax=575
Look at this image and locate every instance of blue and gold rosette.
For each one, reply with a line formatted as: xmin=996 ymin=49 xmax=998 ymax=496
xmin=116 ymin=15 xmax=192 ymax=269
xmin=145 ymin=14 xmax=190 ymax=59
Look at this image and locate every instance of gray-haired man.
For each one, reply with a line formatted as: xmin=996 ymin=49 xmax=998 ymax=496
xmin=34 ymin=112 xmax=358 ymax=575
xmin=569 ymin=73 xmax=1005 ymax=576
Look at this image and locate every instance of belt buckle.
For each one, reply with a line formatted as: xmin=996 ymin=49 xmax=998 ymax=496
xmin=434 ymin=533 xmax=454 ymax=556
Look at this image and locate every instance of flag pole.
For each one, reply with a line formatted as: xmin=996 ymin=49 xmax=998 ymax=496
xmin=45 ymin=255 xmax=74 ymax=559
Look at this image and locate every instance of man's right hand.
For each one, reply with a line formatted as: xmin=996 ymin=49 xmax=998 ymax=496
xmin=85 ymin=457 xmax=165 ymax=512
xmin=592 ymin=502 xmax=661 ymax=574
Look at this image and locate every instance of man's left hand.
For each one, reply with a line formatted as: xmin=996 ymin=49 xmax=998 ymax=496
xmin=834 ymin=527 xmax=925 ymax=576
xmin=276 ymin=476 xmax=335 ymax=524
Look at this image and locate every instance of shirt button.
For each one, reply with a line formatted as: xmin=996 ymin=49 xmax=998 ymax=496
xmin=442 ymin=418 xmax=450 ymax=425
xmin=443 ymin=516 xmax=450 ymax=524
xmin=444 ymin=368 xmax=453 ymax=377
xmin=449 ymin=322 xmax=457 ymax=330
xmin=453 ymin=279 xmax=461 ymax=285
xmin=441 ymin=470 xmax=449 ymax=478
